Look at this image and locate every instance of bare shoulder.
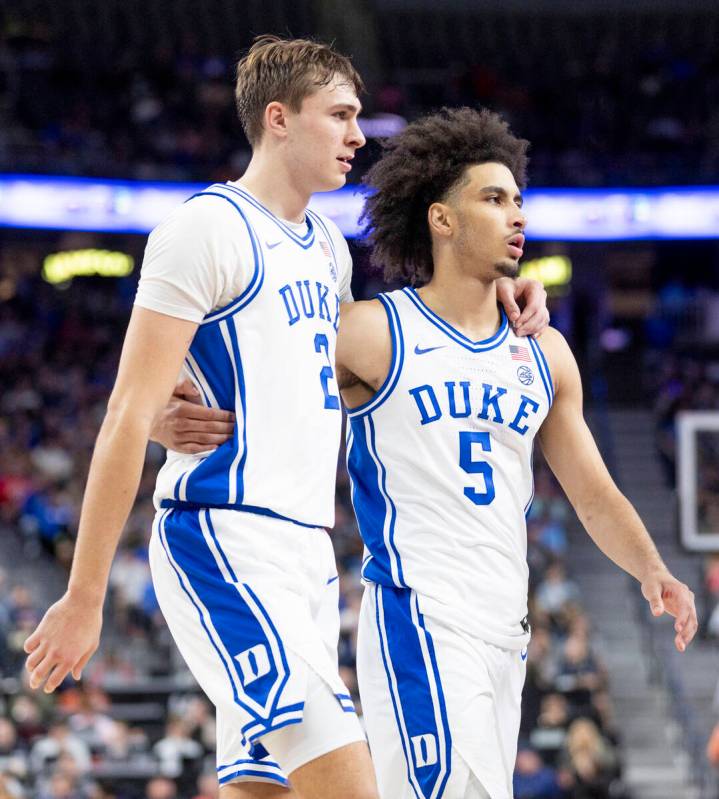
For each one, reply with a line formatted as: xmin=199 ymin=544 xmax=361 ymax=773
xmin=532 ymin=327 xmax=578 ymax=397
xmin=337 ymin=299 xmax=392 ymax=390
xmin=340 ymin=297 xmax=388 ymax=324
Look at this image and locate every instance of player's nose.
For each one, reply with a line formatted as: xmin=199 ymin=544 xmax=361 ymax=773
xmin=347 ymin=118 xmax=366 ymax=149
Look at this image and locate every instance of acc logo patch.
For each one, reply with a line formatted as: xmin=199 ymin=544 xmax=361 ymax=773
xmin=517 ymin=365 xmax=534 ymax=385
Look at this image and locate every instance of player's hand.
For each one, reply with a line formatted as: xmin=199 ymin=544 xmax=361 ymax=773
xmin=641 ymin=571 xmax=697 ymax=652
xmin=496 ymin=276 xmax=549 ymax=338
xmin=150 ymin=378 xmax=235 ymax=454
xmin=24 ymin=593 xmax=103 ymax=693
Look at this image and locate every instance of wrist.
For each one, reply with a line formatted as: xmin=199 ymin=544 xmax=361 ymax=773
xmin=67 ymin=581 xmax=106 ymax=608
xmin=638 ymin=561 xmax=670 ymax=584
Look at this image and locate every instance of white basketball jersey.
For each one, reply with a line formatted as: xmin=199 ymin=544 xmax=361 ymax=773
xmin=346 ymin=287 xmax=553 ymax=649
xmin=153 ymin=183 xmax=345 ymax=528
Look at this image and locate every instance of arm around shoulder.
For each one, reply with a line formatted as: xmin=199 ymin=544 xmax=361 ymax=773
xmin=336 ymin=300 xmax=393 ymax=404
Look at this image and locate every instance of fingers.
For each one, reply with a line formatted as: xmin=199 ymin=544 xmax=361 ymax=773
xmin=174 ymin=378 xmax=201 ymax=400
xmin=515 ymin=307 xmax=550 ymax=338
xmin=672 ymin=590 xmax=698 ymax=653
xmin=43 ymin=662 xmax=72 ymax=694
xmin=642 ymin=582 xmax=665 ymax=617
xmin=72 ymin=651 xmax=93 ymax=681
xmin=23 ymin=630 xmax=41 ymax=654
xmin=174 ymin=418 xmax=235 ymax=435
xmin=496 ymin=280 xmax=521 ymax=325
xmin=24 ymin=642 xmax=48 ymax=671
xmin=28 ymin=649 xmax=69 ymax=692
xmin=174 ymin=401 xmax=235 ymax=424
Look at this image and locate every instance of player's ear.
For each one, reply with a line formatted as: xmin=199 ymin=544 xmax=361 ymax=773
xmin=428 ymin=202 xmax=453 ymax=238
xmin=264 ymin=101 xmax=289 ymax=140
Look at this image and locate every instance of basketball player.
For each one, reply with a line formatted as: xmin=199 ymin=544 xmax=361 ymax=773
xmin=156 ymin=107 xmax=697 ymax=799
xmin=24 ymin=36 xmax=376 ymax=799
xmin=336 ymin=107 xmax=697 ymax=799
xmin=22 ymin=38 xmax=548 ymax=799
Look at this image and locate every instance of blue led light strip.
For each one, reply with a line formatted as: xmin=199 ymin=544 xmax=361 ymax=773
xmin=0 ymin=174 xmax=717 ymax=241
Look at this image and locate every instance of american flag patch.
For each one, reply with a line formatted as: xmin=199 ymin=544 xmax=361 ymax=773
xmin=509 ymin=344 xmax=531 ymax=362
xmin=320 ymin=240 xmax=332 ymax=258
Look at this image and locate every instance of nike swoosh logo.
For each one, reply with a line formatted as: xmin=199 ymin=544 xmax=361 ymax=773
xmin=266 ymin=240 xmax=282 ymax=250
xmin=520 ymin=648 xmax=528 ymax=661
xmin=414 ymin=344 xmax=446 ymax=355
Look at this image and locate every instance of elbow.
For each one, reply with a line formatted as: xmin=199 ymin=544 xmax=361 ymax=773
xmin=102 ymin=393 xmax=157 ymax=440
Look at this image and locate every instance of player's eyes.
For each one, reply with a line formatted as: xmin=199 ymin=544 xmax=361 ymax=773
xmin=333 ymin=112 xmax=347 ymax=119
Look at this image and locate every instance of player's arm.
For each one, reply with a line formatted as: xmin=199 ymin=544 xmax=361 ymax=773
xmin=335 ymin=299 xmax=392 ymax=408
xmin=496 ymin=276 xmax=549 ymax=337
xmin=24 ymin=308 xmax=198 ymax=692
xmin=537 ymin=327 xmax=697 ymax=652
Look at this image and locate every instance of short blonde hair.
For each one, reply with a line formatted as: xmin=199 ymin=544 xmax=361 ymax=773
xmin=235 ymin=35 xmax=364 ymax=147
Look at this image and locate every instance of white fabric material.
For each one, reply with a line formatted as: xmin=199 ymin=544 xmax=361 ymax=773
xmin=357 ymin=585 xmax=525 ymax=799
xmin=348 ymin=288 xmax=551 ymax=649
xmin=148 ymin=508 xmax=356 ymax=781
xmin=134 ymin=182 xmax=353 ymax=322
xmin=261 ymin=671 xmax=365 ymax=777
xmin=137 ymin=182 xmax=352 ymax=527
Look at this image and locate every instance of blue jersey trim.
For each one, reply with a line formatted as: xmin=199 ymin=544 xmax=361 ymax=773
xmin=182 ymin=191 xmax=265 ymax=325
xmin=203 ymin=509 xmax=236 ymax=581
xmin=375 ymin=585 xmax=452 ymax=799
xmin=183 ymin=358 xmax=212 ymax=407
xmin=217 ymin=757 xmax=282 ymax=772
xmin=157 ymin=510 xmax=244 ymax=710
xmin=226 ymin=320 xmax=247 ymax=504
xmin=346 ymin=294 xmax=405 ymax=419
xmin=529 ymin=335 xmax=554 ymax=401
xmin=403 ymin=286 xmax=509 ymax=352
xmin=347 ymin=415 xmax=406 ymax=588
xmin=158 ymin=499 xmax=324 ymax=529
xmin=218 ymin=770 xmax=288 ymax=787
xmin=159 ymin=510 xmax=293 ymax=727
xmin=527 ymin=337 xmax=553 ymax=408
xmin=221 ymin=183 xmax=316 ymax=249
xmin=374 ymin=586 xmax=415 ymax=794
xmin=368 ymin=415 xmax=406 ymax=588
xmin=307 ymin=208 xmax=339 ymax=264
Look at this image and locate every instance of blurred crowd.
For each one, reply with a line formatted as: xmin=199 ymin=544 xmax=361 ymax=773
xmin=0 ymin=263 xmax=631 ymax=797
xmin=651 ymin=355 xmax=719 ymax=646
xmin=1 ymin=5 xmax=718 ymax=186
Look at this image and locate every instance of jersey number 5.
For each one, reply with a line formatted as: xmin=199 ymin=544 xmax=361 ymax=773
xmin=459 ymin=431 xmax=495 ymax=505
xmin=314 ymin=333 xmax=340 ymax=410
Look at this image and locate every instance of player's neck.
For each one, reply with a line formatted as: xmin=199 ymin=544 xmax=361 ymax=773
xmin=418 ymin=269 xmax=501 ymax=342
xmin=238 ymin=152 xmax=310 ymax=224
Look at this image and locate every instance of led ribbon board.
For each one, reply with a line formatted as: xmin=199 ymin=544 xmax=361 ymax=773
xmin=1 ymin=175 xmax=718 ymax=240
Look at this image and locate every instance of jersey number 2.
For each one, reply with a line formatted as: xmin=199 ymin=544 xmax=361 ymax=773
xmin=314 ymin=333 xmax=340 ymax=410
xmin=459 ymin=431 xmax=495 ymax=505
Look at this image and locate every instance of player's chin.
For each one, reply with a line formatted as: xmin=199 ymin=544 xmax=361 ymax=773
xmin=495 ymin=259 xmax=520 ymax=279
xmin=320 ymin=170 xmax=347 ymax=192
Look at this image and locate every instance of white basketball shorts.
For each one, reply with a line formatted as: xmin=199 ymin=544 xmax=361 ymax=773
xmin=148 ymin=507 xmax=364 ymax=787
xmin=356 ymin=583 xmax=527 ymax=799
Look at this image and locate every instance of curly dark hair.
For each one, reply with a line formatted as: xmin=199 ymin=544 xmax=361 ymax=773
xmin=361 ymin=107 xmax=529 ymax=285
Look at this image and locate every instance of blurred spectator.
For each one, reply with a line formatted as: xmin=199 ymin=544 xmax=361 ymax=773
xmin=29 ymin=721 xmax=91 ymax=777
xmin=143 ymin=777 xmax=177 ymax=799
xmin=153 ymin=718 xmax=203 ymax=782
xmin=0 ymin=718 xmax=28 ymax=783
xmin=530 ymin=693 xmax=572 ymax=768
xmin=535 ymin=562 xmax=581 ymax=620
xmin=558 ymin=718 xmax=621 ymax=799
xmin=513 ymin=745 xmax=564 ymax=799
